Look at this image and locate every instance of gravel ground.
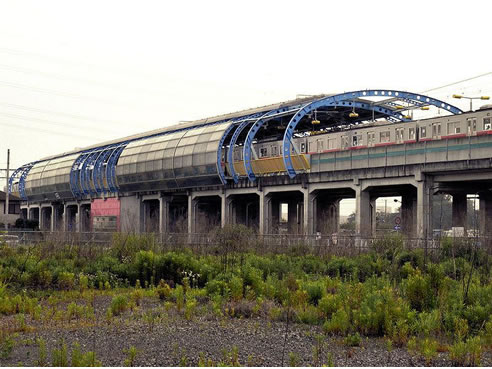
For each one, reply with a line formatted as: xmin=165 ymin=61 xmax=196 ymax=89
xmin=1 ymin=295 xmax=491 ymax=367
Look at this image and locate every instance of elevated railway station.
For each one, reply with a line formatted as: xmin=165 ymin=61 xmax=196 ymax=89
xmin=9 ymin=89 xmax=492 ymax=239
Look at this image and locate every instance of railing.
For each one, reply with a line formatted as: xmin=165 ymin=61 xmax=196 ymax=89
xmin=2 ymin=230 xmax=491 ymax=257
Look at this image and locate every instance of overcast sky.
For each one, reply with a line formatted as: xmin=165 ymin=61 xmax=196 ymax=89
xmin=0 ymin=0 xmax=491 ymax=173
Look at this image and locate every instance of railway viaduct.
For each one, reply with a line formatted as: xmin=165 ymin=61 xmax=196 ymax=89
xmin=9 ymin=89 xmax=492 ymax=240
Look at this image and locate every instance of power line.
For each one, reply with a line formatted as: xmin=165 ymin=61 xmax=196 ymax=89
xmin=422 ymin=72 xmax=492 ymax=93
xmin=0 ymin=111 xmax=117 ymax=133
xmin=0 ymin=80 xmax=162 ymax=110
xmin=0 ymin=101 xmax=129 ymax=127
xmin=0 ymin=120 xmax=108 ymax=140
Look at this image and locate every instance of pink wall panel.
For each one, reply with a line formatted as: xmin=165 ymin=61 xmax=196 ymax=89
xmin=91 ymin=198 xmax=121 ymax=230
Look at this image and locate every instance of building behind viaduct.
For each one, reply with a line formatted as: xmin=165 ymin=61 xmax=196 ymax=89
xmin=9 ymin=89 xmax=492 ymax=239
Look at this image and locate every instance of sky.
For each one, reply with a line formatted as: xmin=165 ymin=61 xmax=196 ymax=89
xmin=0 ymin=0 xmax=491 ymax=208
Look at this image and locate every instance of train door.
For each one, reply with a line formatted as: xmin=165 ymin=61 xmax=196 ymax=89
xmin=341 ymin=135 xmax=349 ymax=149
xmin=395 ymin=128 xmax=404 ymax=143
xmin=432 ymin=123 xmax=441 ymax=139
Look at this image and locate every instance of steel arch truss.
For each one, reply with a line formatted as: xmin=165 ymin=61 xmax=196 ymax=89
xmin=216 ymin=113 xmax=264 ymax=185
xmin=281 ymin=89 xmax=463 ymax=178
xmin=69 ymin=143 xmax=128 ymax=198
xmin=8 ymin=162 xmax=36 ymax=201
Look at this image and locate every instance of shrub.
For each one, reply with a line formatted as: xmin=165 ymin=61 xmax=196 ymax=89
xmin=296 ymin=305 xmax=321 ymax=325
xmin=323 ymin=308 xmax=350 ymax=335
xmin=155 ymin=279 xmax=171 ymax=300
xmin=57 ymin=271 xmax=75 ymax=290
xmin=318 ymin=294 xmax=342 ymax=319
xmin=449 ymin=336 xmax=483 ymax=366
xmin=304 ymin=281 xmax=324 ymax=305
xmin=110 ymin=295 xmax=128 ymax=316
xmin=343 ymin=332 xmax=361 ymax=347
xmin=403 ymin=269 xmax=435 ymax=311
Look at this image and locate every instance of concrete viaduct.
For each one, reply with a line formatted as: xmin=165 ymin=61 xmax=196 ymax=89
xmin=10 ymin=89 xmax=492 ymax=240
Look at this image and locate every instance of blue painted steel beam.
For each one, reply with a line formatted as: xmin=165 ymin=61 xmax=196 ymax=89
xmin=70 ymin=153 xmax=89 ymax=198
xmin=243 ymin=105 xmax=304 ymax=182
xmin=8 ymin=163 xmax=35 ymax=201
xmin=93 ymin=147 xmax=114 ymax=194
xmin=106 ymin=144 xmax=127 ymax=193
xmin=281 ymin=90 xmax=463 ymax=179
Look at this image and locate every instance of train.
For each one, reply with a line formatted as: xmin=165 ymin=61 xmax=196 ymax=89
xmin=231 ymin=105 xmax=492 ymax=162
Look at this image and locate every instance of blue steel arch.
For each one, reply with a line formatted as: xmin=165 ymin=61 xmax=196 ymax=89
xmin=242 ymin=100 xmax=414 ymax=182
xmin=8 ymin=162 xmax=36 ymax=201
xmin=70 ymin=153 xmax=89 ymax=198
xmin=93 ymin=146 xmax=115 ymax=194
xmin=107 ymin=144 xmax=127 ymax=193
xmin=281 ymin=89 xmax=464 ymax=178
xmin=215 ymin=113 xmax=265 ymax=185
xmin=243 ymin=105 xmax=305 ymax=182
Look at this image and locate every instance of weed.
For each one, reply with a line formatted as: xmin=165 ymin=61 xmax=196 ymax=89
xmin=288 ymin=351 xmax=300 ymax=367
xmin=123 ymin=345 xmax=138 ymax=367
xmin=343 ymin=332 xmax=361 ymax=347
xmin=449 ymin=336 xmax=483 ymax=366
xmin=110 ymin=295 xmax=128 ymax=316
xmin=36 ymin=338 xmax=47 ymax=366
xmin=51 ymin=339 xmax=68 ymax=367
xmin=156 ymin=279 xmax=171 ymax=300
xmin=0 ymin=333 xmax=14 ymax=359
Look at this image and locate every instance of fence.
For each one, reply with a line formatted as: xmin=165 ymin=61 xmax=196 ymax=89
xmin=2 ymin=230 xmax=491 ymax=257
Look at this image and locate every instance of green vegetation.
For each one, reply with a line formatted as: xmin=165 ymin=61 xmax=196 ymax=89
xmin=0 ymin=232 xmax=490 ymax=365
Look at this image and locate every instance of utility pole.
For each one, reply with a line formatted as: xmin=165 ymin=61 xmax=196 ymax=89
xmin=5 ymin=149 xmax=9 ymax=231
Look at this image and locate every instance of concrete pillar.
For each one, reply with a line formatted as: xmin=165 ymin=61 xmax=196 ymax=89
xmin=452 ymin=193 xmax=467 ymax=232
xmin=50 ymin=205 xmax=55 ymax=232
xmin=304 ymin=190 xmax=315 ymax=235
xmin=62 ymin=204 xmax=67 ymax=231
xmin=221 ymin=194 xmax=226 ymax=228
xmin=416 ymin=179 xmax=433 ymax=239
xmin=479 ymin=193 xmax=492 ymax=236
xmin=159 ymin=197 xmax=170 ymax=234
xmin=259 ymin=192 xmax=265 ymax=235
xmin=355 ymin=187 xmax=371 ymax=237
xmin=401 ymin=193 xmax=417 ymax=237
xmin=187 ymin=195 xmax=197 ymax=234
xmin=370 ymin=198 xmax=377 ymax=236
xmin=287 ymin=200 xmax=297 ymax=233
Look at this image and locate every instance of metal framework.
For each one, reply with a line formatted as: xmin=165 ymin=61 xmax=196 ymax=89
xmin=281 ymin=90 xmax=463 ymax=178
xmin=10 ymin=88 xmax=464 ymax=200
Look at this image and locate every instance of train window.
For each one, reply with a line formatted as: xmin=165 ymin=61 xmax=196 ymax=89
xmin=432 ymin=123 xmax=441 ymax=138
xmin=396 ymin=128 xmax=404 ymax=142
xmin=328 ymin=138 xmax=337 ymax=149
xmin=421 ymin=127 xmax=427 ymax=138
xmin=467 ymin=118 xmax=477 ymax=134
xmin=308 ymin=142 xmax=313 ymax=153
xmin=260 ymin=147 xmax=268 ymax=158
xmin=341 ymin=136 xmax=349 ymax=149
xmin=368 ymin=132 xmax=375 ymax=145
xmin=448 ymin=121 xmax=461 ymax=134
xmin=409 ymin=128 xmax=415 ymax=140
xmin=272 ymin=145 xmax=278 ymax=156
xmin=484 ymin=117 xmax=492 ymax=130
xmin=300 ymin=143 xmax=306 ymax=153
xmin=352 ymin=135 xmax=362 ymax=147
xmin=380 ymin=131 xmax=390 ymax=143
xmin=316 ymin=140 xmax=324 ymax=152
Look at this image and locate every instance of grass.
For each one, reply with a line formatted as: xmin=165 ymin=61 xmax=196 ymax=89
xmin=0 ymin=233 xmax=490 ymax=365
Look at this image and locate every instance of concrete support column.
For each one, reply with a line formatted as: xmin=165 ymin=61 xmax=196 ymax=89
xmin=221 ymin=194 xmax=226 ymax=228
xmin=401 ymin=193 xmax=417 ymax=237
xmin=62 ymin=204 xmax=67 ymax=231
xmin=355 ymin=187 xmax=371 ymax=237
xmin=159 ymin=197 xmax=170 ymax=234
xmin=187 ymin=195 xmax=198 ymax=234
xmin=479 ymin=193 xmax=492 ymax=236
xmin=452 ymin=193 xmax=467 ymax=233
xmin=50 ymin=205 xmax=55 ymax=232
xmin=304 ymin=190 xmax=315 ymax=235
xmin=75 ymin=204 xmax=80 ymax=232
xmin=259 ymin=192 xmax=265 ymax=235
xmin=416 ymin=179 xmax=433 ymax=239
xmin=370 ymin=198 xmax=377 ymax=236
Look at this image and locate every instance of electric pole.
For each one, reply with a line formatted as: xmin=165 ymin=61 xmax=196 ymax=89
xmin=5 ymin=149 xmax=9 ymax=231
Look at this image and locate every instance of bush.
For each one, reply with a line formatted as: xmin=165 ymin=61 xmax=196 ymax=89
xmin=449 ymin=336 xmax=483 ymax=366
xmin=110 ymin=295 xmax=128 ymax=316
xmin=403 ymin=269 xmax=435 ymax=311
xmin=343 ymin=332 xmax=361 ymax=347
xmin=57 ymin=272 xmax=75 ymax=290
xmin=304 ymin=281 xmax=324 ymax=305
xmin=323 ymin=308 xmax=350 ymax=335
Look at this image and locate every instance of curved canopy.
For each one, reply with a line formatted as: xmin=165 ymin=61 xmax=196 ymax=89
xmin=12 ymin=89 xmax=463 ymax=201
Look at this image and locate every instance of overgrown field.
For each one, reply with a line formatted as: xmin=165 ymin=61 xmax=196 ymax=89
xmin=0 ymin=231 xmax=491 ymax=366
